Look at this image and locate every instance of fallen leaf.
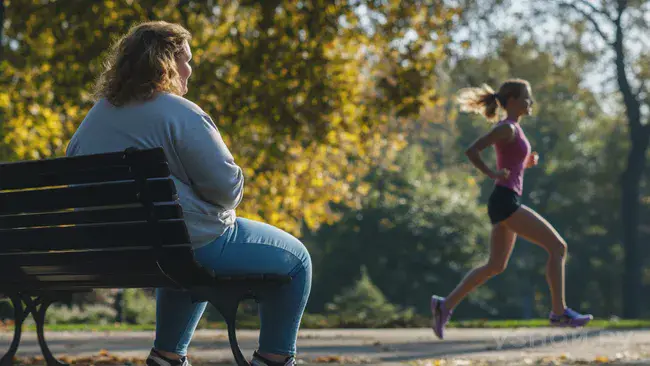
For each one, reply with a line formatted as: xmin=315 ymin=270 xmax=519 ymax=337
xmin=594 ymin=355 xmax=609 ymax=363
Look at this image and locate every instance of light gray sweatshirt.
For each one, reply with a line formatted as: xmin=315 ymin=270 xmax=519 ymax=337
xmin=66 ymin=93 xmax=244 ymax=248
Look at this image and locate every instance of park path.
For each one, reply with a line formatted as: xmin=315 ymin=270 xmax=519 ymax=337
xmin=2 ymin=328 xmax=650 ymax=365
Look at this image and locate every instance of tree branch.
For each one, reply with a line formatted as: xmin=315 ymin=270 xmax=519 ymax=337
xmin=557 ymin=1 xmax=612 ymax=44
xmin=612 ymin=0 xmax=642 ymax=134
xmin=576 ymin=0 xmax=615 ymax=21
xmin=617 ymin=0 xmax=628 ymax=23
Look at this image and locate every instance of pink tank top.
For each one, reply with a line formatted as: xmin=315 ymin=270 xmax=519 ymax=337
xmin=494 ymin=119 xmax=531 ymax=196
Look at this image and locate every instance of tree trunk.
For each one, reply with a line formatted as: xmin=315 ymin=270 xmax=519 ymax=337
xmin=621 ymin=132 xmax=649 ymax=317
xmin=613 ymin=1 xmax=649 ymax=318
xmin=114 ymin=289 xmax=125 ymax=323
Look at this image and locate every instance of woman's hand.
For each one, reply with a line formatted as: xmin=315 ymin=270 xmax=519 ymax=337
xmin=525 ymin=152 xmax=539 ymax=169
xmin=489 ymin=168 xmax=510 ymax=180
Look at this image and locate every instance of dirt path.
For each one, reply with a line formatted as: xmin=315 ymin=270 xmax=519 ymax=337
xmin=1 ymin=328 xmax=650 ymax=365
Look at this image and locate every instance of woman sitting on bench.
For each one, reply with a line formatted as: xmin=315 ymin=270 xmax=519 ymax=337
xmin=66 ymin=21 xmax=311 ymax=366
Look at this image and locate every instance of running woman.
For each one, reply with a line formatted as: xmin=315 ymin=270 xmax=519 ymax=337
xmin=430 ymin=79 xmax=593 ymax=340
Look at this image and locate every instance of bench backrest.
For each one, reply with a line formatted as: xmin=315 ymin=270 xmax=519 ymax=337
xmin=0 ymin=147 xmax=199 ymax=292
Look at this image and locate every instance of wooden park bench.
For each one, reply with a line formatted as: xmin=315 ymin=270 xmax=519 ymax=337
xmin=0 ymin=147 xmax=290 ymax=366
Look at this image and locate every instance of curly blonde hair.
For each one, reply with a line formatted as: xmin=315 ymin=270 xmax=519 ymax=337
xmin=456 ymin=79 xmax=531 ymax=122
xmin=94 ymin=21 xmax=192 ymax=106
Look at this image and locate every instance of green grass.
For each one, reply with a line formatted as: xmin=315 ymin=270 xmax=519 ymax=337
xmin=1 ymin=319 xmax=650 ymax=332
xmin=0 ymin=322 xmax=227 ymax=332
xmin=5 ymin=323 xmax=157 ymax=332
xmin=450 ymin=318 xmax=650 ymax=329
xmin=0 ymin=318 xmax=268 ymax=332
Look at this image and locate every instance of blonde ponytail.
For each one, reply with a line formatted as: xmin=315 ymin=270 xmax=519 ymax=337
xmin=456 ymin=79 xmax=530 ymax=123
xmin=457 ymin=84 xmax=501 ymax=122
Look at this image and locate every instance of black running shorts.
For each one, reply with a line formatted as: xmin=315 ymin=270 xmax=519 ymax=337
xmin=487 ymin=185 xmax=521 ymax=225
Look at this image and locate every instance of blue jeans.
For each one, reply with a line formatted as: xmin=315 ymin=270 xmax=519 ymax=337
xmin=153 ymin=218 xmax=312 ymax=356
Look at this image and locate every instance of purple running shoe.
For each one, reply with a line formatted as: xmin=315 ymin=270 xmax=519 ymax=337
xmin=549 ymin=308 xmax=593 ymax=327
xmin=431 ymin=295 xmax=452 ymax=339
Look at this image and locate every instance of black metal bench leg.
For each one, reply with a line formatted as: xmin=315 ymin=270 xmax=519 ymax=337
xmin=191 ymin=288 xmax=250 ymax=366
xmin=0 ymin=295 xmax=28 ymax=366
xmin=24 ymin=295 xmax=68 ymax=366
xmin=221 ymin=303 xmax=248 ymax=366
xmin=210 ymin=297 xmax=249 ymax=366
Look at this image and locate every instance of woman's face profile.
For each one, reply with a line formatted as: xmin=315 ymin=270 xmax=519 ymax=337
xmin=176 ymin=40 xmax=192 ymax=95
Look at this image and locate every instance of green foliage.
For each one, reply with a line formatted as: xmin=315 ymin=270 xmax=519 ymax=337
xmin=308 ymin=145 xmax=489 ymax=315
xmin=123 ymin=289 xmax=156 ymax=325
xmin=323 ymin=266 xmax=418 ymax=328
xmin=0 ymin=0 xmax=459 ymax=236
xmin=45 ymin=305 xmax=116 ymax=325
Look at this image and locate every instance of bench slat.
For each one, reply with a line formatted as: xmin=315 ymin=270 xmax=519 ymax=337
xmin=0 ymin=163 xmax=170 ymax=190
xmin=0 ymin=220 xmax=189 ymax=253
xmin=0 ymin=275 xmax=179 ymax=291
xmin=0 ymin=247 xmax=192 ymax=276
xmin=6 ymin=263 xmax=162 ymax=277
xmin=0 ymin=203 xmax=183 ymax=229
xmin=0 ymin=178 xmax=177 ymax=215
xmin=0 ymin=148 xmax=167 ymax=190
xmin=0 ymin=247 xmax=197 ymax=291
